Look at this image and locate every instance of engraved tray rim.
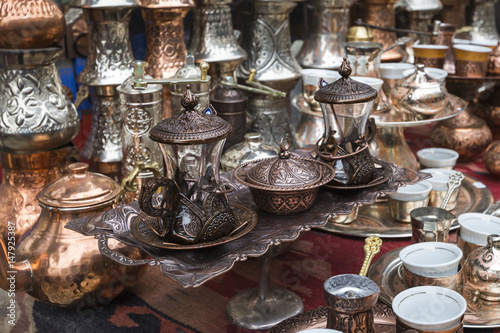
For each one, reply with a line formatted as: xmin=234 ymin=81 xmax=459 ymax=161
xmin=367 ymin=247 xmax=500 ymax=329
xmin=129 ymin=203 xmax=258 ymax=250
xmin=320 ymin=173 xmax=494 ymax=238
xmin=267 ymin=303 xmax=396 ymax=333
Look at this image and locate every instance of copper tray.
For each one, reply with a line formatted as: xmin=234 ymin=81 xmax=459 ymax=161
xmin=129 ymin=204 xmax=258 ymax=250
xmin=66 ymin=162 xmax=425 ymax=288
xmin=368 ymin=247 xmax=500 ymax=329
xmin=268 ymin=303 xmax=396 ymax=333
xmin=321 ymin=174 xmax=494 ymax=238
xmin=324 ymin=159 xmax=393 ymax=190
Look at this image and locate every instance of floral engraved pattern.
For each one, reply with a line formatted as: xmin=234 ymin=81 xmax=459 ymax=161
xmin=0 ymin=64 xmax=78 ymax=134
xmin=125 ymin=108 xmax=152 ymax=135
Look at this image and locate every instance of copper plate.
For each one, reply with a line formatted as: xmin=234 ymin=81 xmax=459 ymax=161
xmin=129 ymin=204 xmax=257 ymax=250
xmin=368 ymin=247 xmax=500 ymax=329
xmin=321 ymin=174 xmax=494 ymax=238
xmin=268 ymin=303 xmax=396 ymax=333
xmin=323 ymin=159 xmax=392 ymax=190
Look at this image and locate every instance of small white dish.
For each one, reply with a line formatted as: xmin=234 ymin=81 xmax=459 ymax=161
xmin=301 ymin=69 xmax=341 ymax=85
xmin=420 ymin=168 xmax=459 ymax=191
xmin=402 ymin=67 xmax=448 ymax=83
xmin=471 ymin=39 xmax=499 ymax=49
xmin=351 ymin=76 xmax=384 ymax=92
xmin=392 ymin=286 xmax=467 ymax=331
xmin=380 ymin=63 xmax=414 ymax=79
xmin=453 ymin=44 xmax=492 ymax=55
xmin=453 ymin=38 xmax=471 ymax=45
xmin=388 ymin=181 xmax=432 ymax=202
xmin=417 ymin=148 xmax=459 ymax=169
xmin=458 ymin=213 xmax=500 ymax=245
xmin=399 ymin=242 xmax=462 ymax=278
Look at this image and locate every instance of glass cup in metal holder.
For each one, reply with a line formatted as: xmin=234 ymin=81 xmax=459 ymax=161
xmin=345 ymin=42 xmax=384 ymax=78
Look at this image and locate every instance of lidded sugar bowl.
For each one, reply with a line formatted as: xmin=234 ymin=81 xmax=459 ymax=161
xmin=138 ymin=85 xmax=240 ymax=245
xmin=234 ymin=138 xmax=335 ymax=215
xmin=0 ymin=163 xmax=146 ymax=307
xmin=464 ymin=234 xmax=500 ymax=301
xmin=390 ymin=64 xmax=448 ymax=119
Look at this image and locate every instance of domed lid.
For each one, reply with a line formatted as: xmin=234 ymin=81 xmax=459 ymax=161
xmin=38 ymin=163 xmax=120 ymax=209
xmin=246 ymin=138 xmax=323 ymax=188
xmin=314 ymin=57 xmax=378 ymax=104
xmin=149 ymin=85 xmax=232 ymax=145
xmin=395 ymin=64 xmax=444 ymax=90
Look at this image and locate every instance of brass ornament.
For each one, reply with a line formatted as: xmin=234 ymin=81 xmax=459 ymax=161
xmin=483 ymin=141 xmax=500 ymax=179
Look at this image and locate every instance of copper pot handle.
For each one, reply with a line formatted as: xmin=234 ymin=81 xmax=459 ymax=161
xmin=97 ymin=235 xmax=153 ymax=266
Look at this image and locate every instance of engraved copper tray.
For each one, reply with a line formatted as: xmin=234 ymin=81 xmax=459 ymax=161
xmin=368 ymin=247 xmax=500 ymax=329
xmin=130 ymin=204 xmax=258 ymax=250
xmin=268 ymin=303 xmax=396 ymax=333
xmin=321 ymin=174 xmax=494 ymax=238
xmin=66 ymin=162 xmax=424 ymax=288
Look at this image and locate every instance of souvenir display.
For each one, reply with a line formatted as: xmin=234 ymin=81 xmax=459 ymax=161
xmin=4 ymin=1 xmax=500 ymax=331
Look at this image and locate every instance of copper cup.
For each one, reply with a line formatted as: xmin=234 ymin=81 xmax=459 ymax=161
xmin=324 ymin=274 xmax=380 ymax=333
xmin=456 ymin=231 xmax=482 ymax=265
xmin=453 ymin=44 xmax=492 ymax=78
xmin=410 ymin=207 xmax=456 ymax=243
xmin=329 ymin=207 xmax=359 ymax=224
xmin=401 ymin=264 xmax=463 ymax=292
xmin=396 ymin=316 xmax=464 ymax=333
xmin=412 ymin=45 xmax=448 ymax=69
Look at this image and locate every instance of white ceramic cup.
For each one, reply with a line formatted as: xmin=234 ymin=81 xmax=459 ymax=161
xmin=402 ymin=67 xmax=448 ymax=83
xmin=458 ymin=213 xmax=500 ymax=245
xmin=392 ymin=286 xmax=467 ymax=332
xmin=351 ymin=76 xmax=384 ymax=92
xmin=301 ymin=68 xmax=341 ymax=85
xmin=420 ymin=168 xmax=462 ymax=210
xmin=417 ymin=148 xmax=459 ymax=169
xmin=399 ymin=242 xmax=463 ymax=278
xmin=380 ymin=63 xmax=415 ymax=80
xmin=388 ymin=181 xmax=433 ymax=202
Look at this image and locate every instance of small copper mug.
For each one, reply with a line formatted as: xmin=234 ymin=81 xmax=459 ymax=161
xmin=324 ymin=274 xmax=380 ymax=333
xmin=410 ymin=207 xmax=456 ymax=243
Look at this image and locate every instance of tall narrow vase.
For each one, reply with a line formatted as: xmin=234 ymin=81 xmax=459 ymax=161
xmin=141 ymin=0 xmax=194 ymax=119
xmin=296 ymin=0 xmax=357 ymax=69
xmin=71 ymin=0 xmax=137 ymax=178
xmin=237 ymin=0 xmax=302 ymax=150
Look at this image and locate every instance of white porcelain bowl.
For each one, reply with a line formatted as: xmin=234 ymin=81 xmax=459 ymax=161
xmin=417 ymin=148 xmax=459 ymax=168
xmin=392 ymin=286 xmax=467 ymax=331
xmin=351 ymin=76 xmax=384 ymax=92
xmin=453 ymin=38 xmax=471 ymax=45
xmin=420 ymin=168 xmax=460 ymax=191
xmin=399 ymin=242 xmax=462 ymax=278
xmin=402 ymin=67 xmax=448 ymax=83
xmin=388 ymin=181 xmax=432 ymax=202
xmin=301 ymin=68 xmax=341 ymax=85
xmin=380 ymin=63 xmax=414 ymax=79
xmin=453 ymin=44 xmax=492 ymax=55
xmin=471 ymin=39 xmax=499 ymax=49
xmin=458 ymin=213 xmax=500 ymax=245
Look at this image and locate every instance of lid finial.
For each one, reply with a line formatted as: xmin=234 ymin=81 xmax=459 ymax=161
xmin=339 ymin=57 xmax=352 ymax=78
xmin=181 ymin=85 xmax=198 ymax=111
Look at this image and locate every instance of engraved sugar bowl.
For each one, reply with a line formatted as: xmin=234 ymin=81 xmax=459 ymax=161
xmin=137 ymin=85 xmax=245 ymax=246
xmin=234 ymin=138 xmax=335 ymax=215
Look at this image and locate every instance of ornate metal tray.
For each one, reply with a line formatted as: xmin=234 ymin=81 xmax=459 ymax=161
xmin=371 ymin=94 xmax=466 ymax=128
xmin=268 ymin=303 xmax=396 ymax=333
xmin=66 ymin=162 xmax=424 ymax=288
xmin=324 ymin=159 xmax=393 ymax=190
xmin=321 ymin=174 xmax=493 ymax=238
xmin=130 ymin=204 xmax=258 ymax=250
xmin=368 ymin=247 xmax=500 ymax=329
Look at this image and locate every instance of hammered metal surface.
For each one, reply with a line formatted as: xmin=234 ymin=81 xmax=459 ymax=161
xmin=368 ymin=247 xmax=500 ymax=328
xmin=322 ymin=174 xmax=494 ymax=238
xmin=268 ymin=303 xmax=396 ymax=333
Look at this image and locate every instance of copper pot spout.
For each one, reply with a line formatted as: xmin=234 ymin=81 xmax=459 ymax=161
xmin=0 ymin=238 xmax=32 ymax=293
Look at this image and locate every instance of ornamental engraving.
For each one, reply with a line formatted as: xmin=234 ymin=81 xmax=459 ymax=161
xmin=125 ymin=108 xmax=152 ymax=135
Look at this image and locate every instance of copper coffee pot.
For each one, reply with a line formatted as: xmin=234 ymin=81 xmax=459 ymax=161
xmin=0 ymin=163 xmax=146 ymax=307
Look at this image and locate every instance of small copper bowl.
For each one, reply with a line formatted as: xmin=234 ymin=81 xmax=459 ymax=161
xmin=234 ymin=138 xmax=335 ymax=215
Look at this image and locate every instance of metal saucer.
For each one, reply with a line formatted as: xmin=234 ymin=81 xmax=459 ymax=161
xmin=130 ymin=203 xmax=258 ymax=250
